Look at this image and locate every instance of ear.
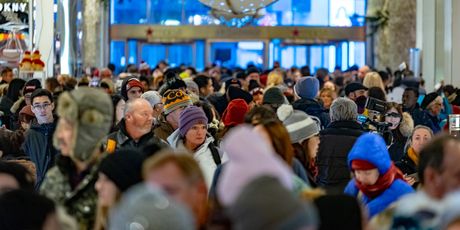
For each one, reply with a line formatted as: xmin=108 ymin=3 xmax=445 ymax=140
xmin=50 ymin=102 xmax=55 ymax=111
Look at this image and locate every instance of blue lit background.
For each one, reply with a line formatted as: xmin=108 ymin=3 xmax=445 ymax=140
xmin=110 ymin=0 xmax=366 ymax=73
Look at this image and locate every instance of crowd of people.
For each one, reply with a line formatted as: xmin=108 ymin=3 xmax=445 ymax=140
xmin=1 ymin=61 xmax=460 ymax=229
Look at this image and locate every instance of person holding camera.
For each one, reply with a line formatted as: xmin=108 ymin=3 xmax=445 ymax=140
xmin=382 ymin=103 xmax=414 ymax=162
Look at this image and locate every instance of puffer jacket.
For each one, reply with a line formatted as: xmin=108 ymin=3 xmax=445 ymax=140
xmin=344 ymin=133 xmax=414 ymax=218
xmin=168 ymin=129 xmax=227 ymax=188
xmin=316 ymin=120 xmax=365 ymax=194
xmin=22 ymin=121 xmax=58 ymax=189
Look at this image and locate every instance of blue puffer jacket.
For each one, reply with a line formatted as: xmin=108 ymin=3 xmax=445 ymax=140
xmin=344 ymin=133 xmax=414 ymax=218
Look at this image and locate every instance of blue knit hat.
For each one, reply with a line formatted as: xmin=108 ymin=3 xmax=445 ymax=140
xmin=294 ymin=77 xmax=320 ymax=99
xmin=179 ymin=106 xmax=208 ymax=136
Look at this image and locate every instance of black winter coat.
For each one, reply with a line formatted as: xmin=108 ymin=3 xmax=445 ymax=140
xmin=316 ymin=120 xmax=365 ymax=194
xmin=292 ymin=98 xmax=330 ymax=128
xmin=22 ymin=121 xmax=58 ymax=189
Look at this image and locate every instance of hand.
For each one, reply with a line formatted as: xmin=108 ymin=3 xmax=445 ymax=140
xmin=404 ymin=175 xmax=416 ymax=186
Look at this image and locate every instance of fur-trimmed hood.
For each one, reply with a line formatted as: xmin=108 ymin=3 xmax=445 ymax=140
xmin=399 ymin=112 xmax=414 ymax=138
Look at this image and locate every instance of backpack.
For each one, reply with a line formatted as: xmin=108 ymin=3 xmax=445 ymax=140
xmin=208 ymin=142 xmax=222 ymax=166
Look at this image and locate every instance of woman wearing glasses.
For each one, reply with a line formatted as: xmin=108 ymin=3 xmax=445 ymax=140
xmin=382 ymin=102 xmax=414 ymax=162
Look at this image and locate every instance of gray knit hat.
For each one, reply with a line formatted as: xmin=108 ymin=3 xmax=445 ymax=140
xmin=54 ymin=88 xmax=113 ymax=162
xmin=141 ymin=91 xmax=162 ymax=107
xmin=109 ymin=183 xmax=194 ymax=230
xmin=277 ymin=104 xmax=319 ymax=143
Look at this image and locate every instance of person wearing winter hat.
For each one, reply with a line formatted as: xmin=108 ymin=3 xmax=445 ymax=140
xmin=141 ymin=90 xmax=163 ymax=122
xmin=277 ymin=104 xmax=320 ymax=185
xmin=94 ymin=148 xmax=145 ymax=230
xmin=120 ymin=77 xmax=144 ymax=102
xmin=420 ymin=92 xmax=443 ymax=133
xmin=168 ymin=106 xmax=226 ymax=188
xmin=263 ymin=87 xmax=288 ymax=112
xmin=344 ymin=133 xmax=414 ymax=218
xmin=154 ymin=89 xmax=193 ymax=141
xmin=219 ymin=99 xmax=249 ymax=139
xmin=109 ymin=183 xmax=195 ymax=230
xmin=23 ymin=79 xmax=42 ymax=105
xmin=40 ymin=87 xmax=113 ymax=229
xmin=292 ymin=77 xmax=330 ymax=128
xmin=229 ymin=176 xmax=318 ymax=230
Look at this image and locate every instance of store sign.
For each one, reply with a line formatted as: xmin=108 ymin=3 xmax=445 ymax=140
xmin=0 ymin=2 xmax=27 ymax=12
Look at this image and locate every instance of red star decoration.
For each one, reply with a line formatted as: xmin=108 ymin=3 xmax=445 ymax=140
xmin=293 ymin=28 xmax=299 ymax=37
xmin=146 ymin=27 xmax=153 ymax=36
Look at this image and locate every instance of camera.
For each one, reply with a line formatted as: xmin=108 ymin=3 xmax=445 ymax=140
xmin=357 ymin=97 xmax=393 ymax=145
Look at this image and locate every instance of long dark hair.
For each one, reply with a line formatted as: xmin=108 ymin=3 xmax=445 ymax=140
xmin=6 ymin=78 xmax=26 ymax=102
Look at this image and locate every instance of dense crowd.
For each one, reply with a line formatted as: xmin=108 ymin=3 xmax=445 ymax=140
xmin=1 ymin=61 xmax=460 ymax=230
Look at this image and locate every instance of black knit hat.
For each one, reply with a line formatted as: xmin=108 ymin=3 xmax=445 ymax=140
xmin=99 ymin=148 xmax=145 ymax=192
xmin=421 ymin=92 xmax=439 ymax=110
xmin=227 ymin=86 xmax=253 ymax=104
xmin=263 ymin=87 xmax=287 ymax=105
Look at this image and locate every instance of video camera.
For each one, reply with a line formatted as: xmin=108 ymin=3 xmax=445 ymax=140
xmin=357 ymin=97 xmax=393 ymax=145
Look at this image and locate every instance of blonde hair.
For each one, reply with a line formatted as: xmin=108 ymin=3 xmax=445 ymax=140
xmin=363 ymin=72 xmax=385 ymax=92
xmin=266 ymin=70 xmax=284 ymax=87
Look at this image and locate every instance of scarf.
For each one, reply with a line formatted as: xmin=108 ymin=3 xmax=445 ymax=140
xmin=407 ymin=147 xmax=419 ymax=166
xmin=353 ymin=162 xmax=404 ymax=199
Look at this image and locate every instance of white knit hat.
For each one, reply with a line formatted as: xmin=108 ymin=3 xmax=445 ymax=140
xmin=277 ymin=104 xmax=320 ymax=143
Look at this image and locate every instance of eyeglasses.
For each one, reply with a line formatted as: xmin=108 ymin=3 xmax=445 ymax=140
xmin=385 ymin=112 xmax=401 ymax=118
xmin=32 ymin=103 xmax=51 ymax=110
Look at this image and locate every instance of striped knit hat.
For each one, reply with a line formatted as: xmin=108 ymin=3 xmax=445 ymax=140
xmin=277 ymin=104 xmax=319 ymax=143
xmin=179 ymin=106 xmax=208 ymax=137
xmin=162 ymin=89 xmax=192 ymax=115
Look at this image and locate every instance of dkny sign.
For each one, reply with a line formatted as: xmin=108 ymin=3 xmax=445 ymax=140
xmin=0 ymin=2 xmax=28 ymax=12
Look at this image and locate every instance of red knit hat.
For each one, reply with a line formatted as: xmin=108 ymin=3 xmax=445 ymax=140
xmin=351 ymin=160 xmax=376 ymax=171
xmin=126 ymin=78 xmax=144 ymax=92
xmin=222 ymin=99 xmax=249 ymax=127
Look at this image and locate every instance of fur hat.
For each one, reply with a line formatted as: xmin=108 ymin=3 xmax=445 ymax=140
xmin=54 ymin=88 xmax=113 ymax=162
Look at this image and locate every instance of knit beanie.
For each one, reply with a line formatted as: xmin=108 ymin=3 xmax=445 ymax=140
xmin=229 ymin=176 xmax=318 ymax=230
xmin=222 ymin=99 xmax=249 ymax=127
xmin=23 ymin=79 xmax=42 ymax=95
xmin=277 ymin=104 xmax=319 ymax=143
xmin=99 ymin=148 xmax=144 ymax=192
xmin=141 ymin=91 xmax=162 ymax=107
xmin=263 ymin=87 xmax=288 ymax=105
xmin=179 ymin=106 xmax=208 ymax=137
xmin=121 ymin=77 xmax=144 ymax=100
xmin=421 ymin=92 xmax=440 ymax=110
xmin=162 ymin=89 xmax=192 ymax=115
xmin=294 ymin=77 xmax=320 ymax=99
xmin=54 ymin=88 xmax=113 ymax=162
xmin=109 ymin=184 xmax=195 ymax=230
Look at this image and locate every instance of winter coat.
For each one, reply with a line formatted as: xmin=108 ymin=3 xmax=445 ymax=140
xmin=424 ymin=110 xmax=441 ymax=134
xmin=404 ymin=104 xmax=437 ymax=132
xmin=388 ymin=112 xmax=414 ymax=162
xmin=292 ymin=98 xmax=330 ymax=128
xmin=153 ymin=119 xmax=176 ymax=142
xmin=316 ymin=120 xmax=365 ymax=194
xmin=22 ymin=121 xmax=58 ymax=189
xmin=104 ymin=119 xmax=168 ymax=153
xmin=168 ymin=129 xmax=227 ymax=188
xmin=344 ymin=134 xmax=414 ymax=218
xmin=395 ymin=155 xmax=417 ymax=176
xmin=40 ymin=156 xmax=99 ymax=229
xmin=0 ymin=96 xmax=13 ymax=129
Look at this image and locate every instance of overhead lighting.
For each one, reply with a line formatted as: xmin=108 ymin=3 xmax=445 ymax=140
xmin=199 ymin=0 xmax=278 ymax=27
